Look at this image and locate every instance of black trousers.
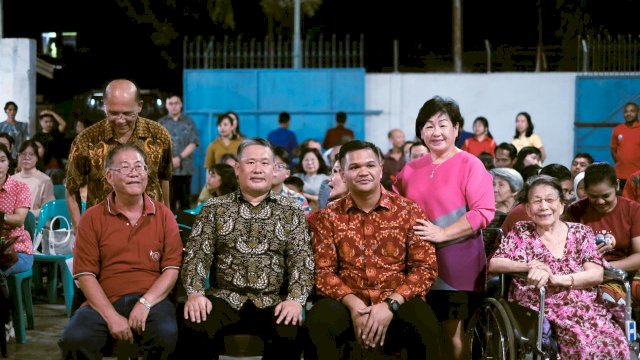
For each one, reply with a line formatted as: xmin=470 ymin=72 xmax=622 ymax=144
xmin=304 ymin=297 xmax=441 ymax=360
xmin=176 ymin=296 xmax=301 ymax=360
xmin=170 ymin=175 xmax=192 ymax=212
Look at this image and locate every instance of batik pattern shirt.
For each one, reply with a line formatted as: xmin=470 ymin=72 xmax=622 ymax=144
xmin=65 ymin=117 xmax=173 ymax=208
xmin=182 ymin=190 xmax=314 ymax=310
xmin=309 ymin=187 xmax=437 ymax=305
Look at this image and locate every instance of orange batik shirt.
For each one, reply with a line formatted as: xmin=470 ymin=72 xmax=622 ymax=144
xmin=308 ymin=187 xmax=438 ymax=305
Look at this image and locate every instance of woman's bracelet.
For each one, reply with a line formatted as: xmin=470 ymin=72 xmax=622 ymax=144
xmin=568 ymin=274 xmax=575 ymax=289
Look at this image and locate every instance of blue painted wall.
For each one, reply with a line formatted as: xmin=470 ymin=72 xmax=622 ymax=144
xmin=183 ymin=68 xmax=366 ymax=194
xmin=574 ymin=76 xmax=640 ymax=164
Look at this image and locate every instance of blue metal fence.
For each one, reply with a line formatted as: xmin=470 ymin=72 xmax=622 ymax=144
xmin=183 ymin=68 xmax=368 ymax=194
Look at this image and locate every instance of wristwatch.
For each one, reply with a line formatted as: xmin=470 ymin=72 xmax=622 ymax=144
xmin=384 ymin=298 xmax=400 ymax=314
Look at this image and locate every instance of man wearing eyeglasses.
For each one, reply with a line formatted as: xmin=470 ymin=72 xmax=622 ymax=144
xmin=65 ymin=79 xmax=173 ymax=231
xmin=60 ymin=143 xmax=182 ymax=359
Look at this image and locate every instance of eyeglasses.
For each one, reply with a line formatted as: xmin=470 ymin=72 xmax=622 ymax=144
xmin=530 ymin=196 xmax=560 ymax=207
xmin=18 ymin=152 xmax=36 ymax=158
xmin=303 ymin=158 xmax=318 ymax=164
xmin=109 ymin=164 xmax=148 ymax=175
xmin=105 ymin=110 xmax=137 ymax=120
xmin=274 ymin=163 xmax=288 ymax=171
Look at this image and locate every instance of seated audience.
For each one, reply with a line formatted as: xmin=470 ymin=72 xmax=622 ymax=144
xmin=622 ymin=168 xmax=640 ymax=203
xmin=272 ymin=147 xmax=311 ymax=215
xmin=306 ymin=140 xmax=441 ymax=359
xmin=408 ymin=142 xmax=429 ymax=161
xmin=494 ymin=142 xmax=517 ymax=169
xmin=197 ymin=163 xmax=238 ymax=204
xmin=513 ymin=146 xmax=542 ymax=175
xmin=489 ymin=168 xmax=524 ymax=216
xmin=570 ymin=152 xmax=594 ymax=180
xmin=317 ymin=158 xmax=348 ymax=210
xmin=59 ymin=143 xmax=182 ymax=359
xmin=565 ymin=162 xmax=640 ymax=304
xmin=11 ymin=140 xmax=55 ymax=219
xmin=284 ymin=176 xmax=304 ymax=195
xmin=490 ymin=175 xmax=628 ymax=358
xmin=178 ymin=138 xmax=313 ymax=359
xmin=574 ymin=171 xmax=587 ymax=201
xmin=293 ymin=148 xmax=329 ymax=205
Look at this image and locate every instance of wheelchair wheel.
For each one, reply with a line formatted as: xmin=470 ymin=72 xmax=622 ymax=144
xmin=467 ymin=297 xmax=516 ymax=360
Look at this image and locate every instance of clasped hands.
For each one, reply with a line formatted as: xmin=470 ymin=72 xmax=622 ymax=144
xmin=351 ymin=302 xmax=394 ymax=349
xmin=526 ymin=260 xmax=562 ymax=288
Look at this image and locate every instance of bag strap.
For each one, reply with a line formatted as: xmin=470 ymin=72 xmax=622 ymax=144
xmin=49 ymin=215 xmax=71 ymax=231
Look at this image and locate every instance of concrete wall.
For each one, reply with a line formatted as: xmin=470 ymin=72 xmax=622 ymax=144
xmin=365 ymin=72 xmax=577 ymax=167
xmin=0 ymin=38 xmax=36 ymax=136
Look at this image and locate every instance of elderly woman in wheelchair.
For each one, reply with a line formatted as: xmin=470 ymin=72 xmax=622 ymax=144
xmin=488 ymin=175 xmax=629 ymax=358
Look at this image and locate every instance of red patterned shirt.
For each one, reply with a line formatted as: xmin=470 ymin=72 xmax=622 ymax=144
xmin=309 ymin=187 xmax=437 ymax=305
xmin=0 ymin=177 xmax=33 ymax=254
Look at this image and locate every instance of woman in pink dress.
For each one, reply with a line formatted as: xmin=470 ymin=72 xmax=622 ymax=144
xmin=490 ymin=175 xmax=628 ymax=358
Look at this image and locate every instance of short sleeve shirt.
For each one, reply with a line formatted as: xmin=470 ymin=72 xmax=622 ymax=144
xmin=65 ymin=117 xmax=173 ymax=208
xmin=0 ymin=177 xmax=32 ymax=254
xmin=73 ymin=193 xmax=183 ymax=303
xmin=512 ymin=133 xmax=543 ymax=152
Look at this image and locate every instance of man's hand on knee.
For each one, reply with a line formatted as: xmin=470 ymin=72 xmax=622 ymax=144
xmin=275 ymin=299 xmax=302 ymax=326
xmin=107 ymin=313 xmax=134 ymax=344
xmin=128 ymin=301 xmax=150 ymax=334
xmin=361 ymin=303 xmax=393 ymax=348
xmin=184 ymin=293 xmax=212 ymax=323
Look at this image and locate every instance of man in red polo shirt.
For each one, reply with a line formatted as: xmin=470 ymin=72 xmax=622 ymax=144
xmin=611 ymin=101 xmax=640 ymax=192
xmin=60 ymin=143 xmax=183 ymax=359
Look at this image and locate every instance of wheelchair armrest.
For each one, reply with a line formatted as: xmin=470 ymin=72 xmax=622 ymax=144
xmin=604 ymin=266 xmax=628 ymax=282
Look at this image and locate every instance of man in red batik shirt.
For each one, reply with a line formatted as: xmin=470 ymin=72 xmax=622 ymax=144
xmin=305 ymin=140 xmax=441 ymax=360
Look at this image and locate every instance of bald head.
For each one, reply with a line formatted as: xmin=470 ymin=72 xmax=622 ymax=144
xmin=104 ymin=79 xmax=141 ymax=103
xmin=103 ymin=79 xmax=143 ymax=137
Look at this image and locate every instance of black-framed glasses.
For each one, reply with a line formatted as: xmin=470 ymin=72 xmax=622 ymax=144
xmin=109 ymin=164 xmax=148 ymax=175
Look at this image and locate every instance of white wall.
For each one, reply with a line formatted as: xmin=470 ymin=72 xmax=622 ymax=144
xmin=365 ymin=72 xmax=577 ymax=168
xmin=0 ymin=38 xmax=36 ymax=136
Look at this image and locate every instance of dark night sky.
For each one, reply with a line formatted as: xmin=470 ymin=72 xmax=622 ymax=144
xmin=4 ymin=0 xmax=640 ymax=100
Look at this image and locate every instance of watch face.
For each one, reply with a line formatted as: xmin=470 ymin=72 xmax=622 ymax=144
xmin=386 ymin=298 xmax=399 ymax=312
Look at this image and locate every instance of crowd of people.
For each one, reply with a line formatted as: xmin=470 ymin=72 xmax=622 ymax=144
xmin=1 ymin=78 xmax=640 ymax=359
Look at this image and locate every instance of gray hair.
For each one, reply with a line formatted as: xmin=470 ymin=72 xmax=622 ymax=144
xmin=236 ymin=137 xmax=274 ymax=160
xmin=489 ymin=167 xmax=524 ymax=193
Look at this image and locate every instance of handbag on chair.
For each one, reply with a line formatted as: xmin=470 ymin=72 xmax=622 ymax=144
xmin=33 ymin=216 xmax=75 ymax=256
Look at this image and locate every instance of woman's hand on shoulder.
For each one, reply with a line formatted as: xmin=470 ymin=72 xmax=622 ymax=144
xmin=414 ymin=219 xmax=447 ymax=243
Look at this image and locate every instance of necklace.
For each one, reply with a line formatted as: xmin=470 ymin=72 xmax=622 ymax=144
xmin=430 ymin=150 xmax=457 ymax=178
xmin=430 ymin=163 xmax=443 ymax=178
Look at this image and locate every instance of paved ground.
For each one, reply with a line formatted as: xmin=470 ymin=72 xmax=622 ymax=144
xmin=4 ymin=301 xmax=260 ymax=360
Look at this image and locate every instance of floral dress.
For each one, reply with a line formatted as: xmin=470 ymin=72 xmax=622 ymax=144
xmin=492 ymin=221 xmax=629 ymax=359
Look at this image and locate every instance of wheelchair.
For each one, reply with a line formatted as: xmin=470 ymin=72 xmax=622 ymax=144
xmin=467 ymin=228 xmax=640 ymax=360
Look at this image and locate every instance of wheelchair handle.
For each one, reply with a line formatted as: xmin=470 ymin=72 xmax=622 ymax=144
xmin=603 ymin=266 xmax=628 ymax=282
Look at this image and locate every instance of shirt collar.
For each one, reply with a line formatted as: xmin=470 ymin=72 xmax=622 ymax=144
xmin=233 ymin=189 xmax=277 ymax=204
xmin=106 ymin=192 xmax=156 ymax=216
xmin=341 ymin=185 xmax=392 ymax=213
